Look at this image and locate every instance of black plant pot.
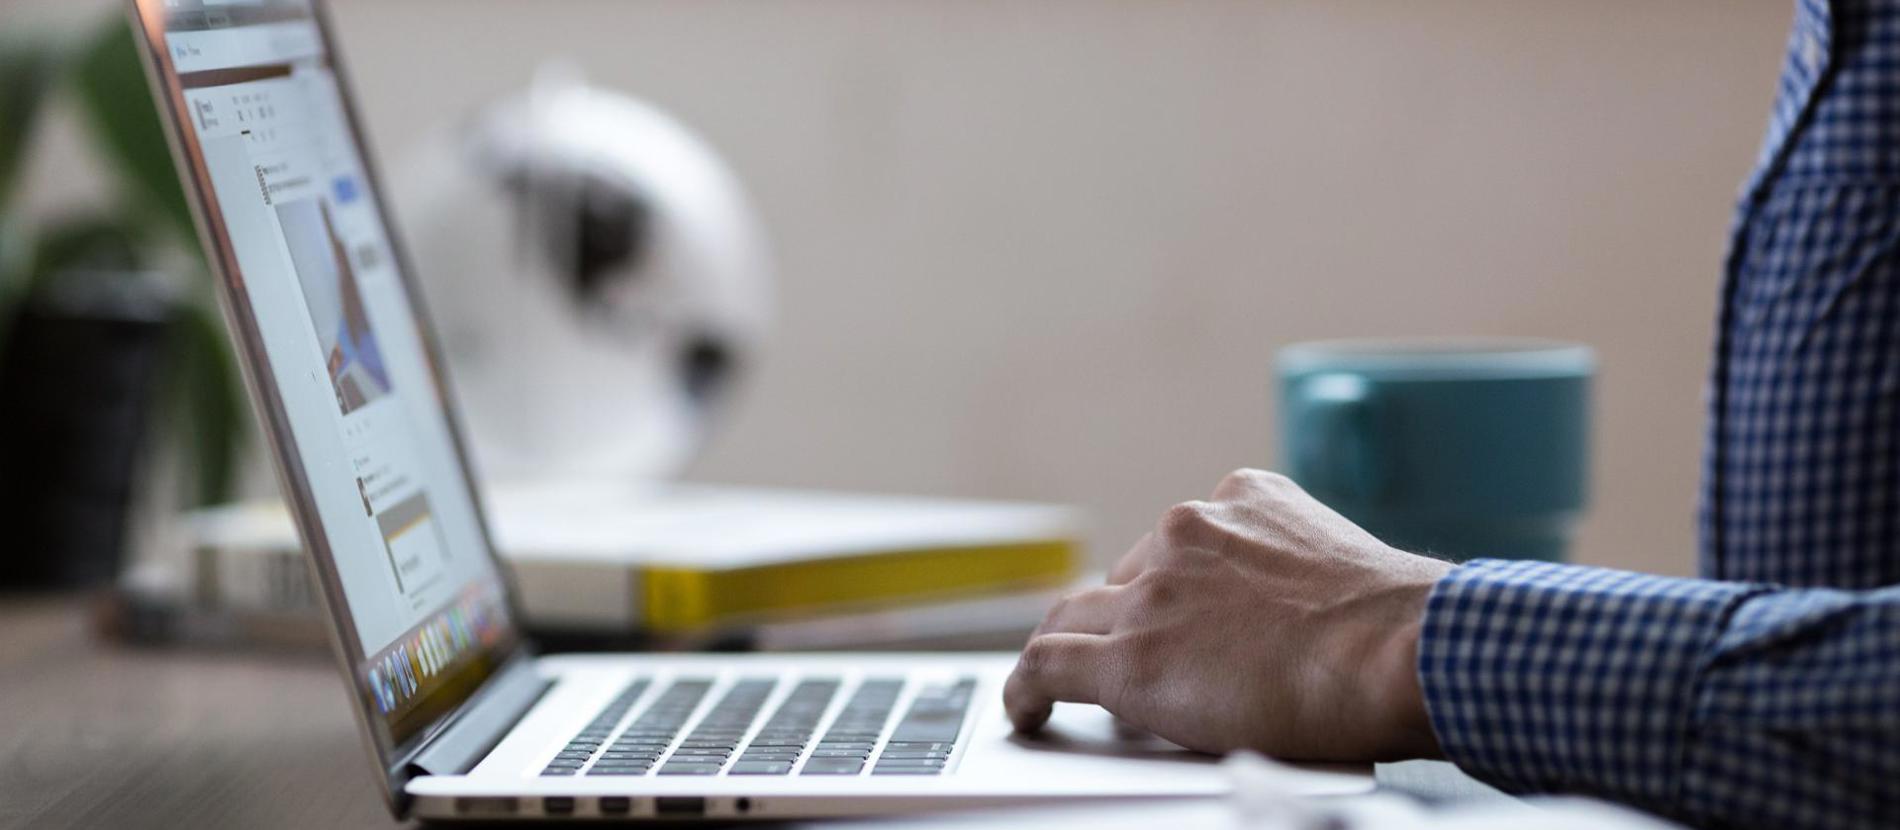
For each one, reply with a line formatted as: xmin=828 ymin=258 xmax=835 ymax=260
xmin=0 ymin=277 xmax=171 ymax=590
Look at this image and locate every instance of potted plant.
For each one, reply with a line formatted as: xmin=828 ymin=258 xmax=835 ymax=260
xmin=0 ymin=16 xmax=244 ymax=589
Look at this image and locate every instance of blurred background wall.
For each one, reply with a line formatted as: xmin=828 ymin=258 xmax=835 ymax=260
xmin=7 ymin=0 xmax=1792 ymax=576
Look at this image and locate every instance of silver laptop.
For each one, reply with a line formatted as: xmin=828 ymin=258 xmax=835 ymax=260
xmin=127 ymin=0 xmax=1369 ymax=820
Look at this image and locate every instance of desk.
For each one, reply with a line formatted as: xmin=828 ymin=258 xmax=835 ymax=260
xmin=0 ymin=596 xmax=1503 ymax=829
xmin=0 ymin=595 xmax=398 ymax=829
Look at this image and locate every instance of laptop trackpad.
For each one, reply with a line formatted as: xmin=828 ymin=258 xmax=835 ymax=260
xmin=1009 ymin=704 xmax=1217 ymax=763
xmin=1004 ymin=704 xmax=1375 ymax=794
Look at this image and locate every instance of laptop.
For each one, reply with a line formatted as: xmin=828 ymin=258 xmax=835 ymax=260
xmin=127 ymin=0 xmax=1373 ymax=820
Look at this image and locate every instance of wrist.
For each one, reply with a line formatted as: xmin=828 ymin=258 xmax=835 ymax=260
xmin=1375 ymin=613 xmax=1442 ymax=760
xmin=1363 ymin=560 xmax=1449 ymax=760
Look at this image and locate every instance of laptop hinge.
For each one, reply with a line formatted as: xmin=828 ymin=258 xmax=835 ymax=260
xmin=405 ymin=655 xmax=552 ymax=777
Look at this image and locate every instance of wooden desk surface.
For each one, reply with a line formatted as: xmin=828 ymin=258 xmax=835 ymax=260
xmin=0 ymin=595 xmax=1503 ymax=830
xmin=0 ymin=595 xmax=404 ymax=830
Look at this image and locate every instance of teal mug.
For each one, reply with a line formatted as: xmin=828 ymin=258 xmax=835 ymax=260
xmin=1277 ymin=338 xmax=1593 ymax=562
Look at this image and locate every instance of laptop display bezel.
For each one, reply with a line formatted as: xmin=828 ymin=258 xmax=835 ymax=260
xmin=124 ymin=0 xmax=533 ymax=814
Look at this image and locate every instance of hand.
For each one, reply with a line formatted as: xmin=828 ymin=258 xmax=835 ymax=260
xmin=1004 ymin=469 xmax=1452 ymax=761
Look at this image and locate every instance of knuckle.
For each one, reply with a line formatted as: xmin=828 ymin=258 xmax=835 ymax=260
xmin=1044 ymin=590 xmax=1078 ymax=620
xmin=1159 ymin=500 xmax=1215 ymax=538
xmin=1225 ymin=467 xmax=1289 ymax=489
xmin=1017 ymin=636 xmax=1059 ymax=678
xmin=1132 ymin=569 xmax=1180 ymax=608
xmin=1220 ymin=468 xmax=1263 ymax=488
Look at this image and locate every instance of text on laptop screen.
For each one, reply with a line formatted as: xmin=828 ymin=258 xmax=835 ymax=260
xmin=143 ymin=0 xmax=518 ymax=747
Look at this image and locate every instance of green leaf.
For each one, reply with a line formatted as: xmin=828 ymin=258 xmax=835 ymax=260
xmin=0 ymin=216 xmax=25 ymax=361
xmin=68 ymin=15 xmax=196 ymax=243
xmin=0 ymin=32 xmax=62 ymax=212
xmin=0 ymin=215 xmax=26 ymax=301
xmin=167 ymin=299 xmax=246 ymax=504
xmin=26 ymin=212 xmax=149 ymax=292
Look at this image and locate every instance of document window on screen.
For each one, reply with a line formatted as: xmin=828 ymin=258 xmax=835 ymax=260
xmin=162 ymin=2 xmax=512 ymax=742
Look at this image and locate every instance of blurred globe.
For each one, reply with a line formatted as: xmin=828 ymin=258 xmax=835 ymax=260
xmin=394 ymin=72 xmax=771 ymax=481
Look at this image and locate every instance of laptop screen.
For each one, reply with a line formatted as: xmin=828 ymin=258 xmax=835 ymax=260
xmin=130 ymin=0 xmax=522 ymax=759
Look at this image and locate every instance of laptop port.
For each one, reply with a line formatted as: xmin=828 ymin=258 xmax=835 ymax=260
xmin=454 ymin=797 xmax=519 ymax=817
xmin=735 ymin=797 xmax=753 ymax=814
xmin=656 ymin=796 xmax=706 ymax=817
xmin=542 ymin=796 xmax=575 ymax=815
xmin=598 ymin=796 xmax=632 ymax=815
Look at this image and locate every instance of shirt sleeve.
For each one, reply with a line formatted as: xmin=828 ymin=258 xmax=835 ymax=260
xmin=1416 ymin=558 xmax=1900 ymax=829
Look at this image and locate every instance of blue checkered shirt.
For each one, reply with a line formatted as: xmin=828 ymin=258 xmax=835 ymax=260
xmin=1416 ymin=1 xmax=1900 ymax=828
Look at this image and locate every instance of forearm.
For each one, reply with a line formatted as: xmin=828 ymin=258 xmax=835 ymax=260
xmin=1417 ymin=559 xmax=1900 ymax=829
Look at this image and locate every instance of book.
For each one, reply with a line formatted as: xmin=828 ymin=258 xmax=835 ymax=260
xmin=742 ymin=583 xmax=1078 ymax=652
xmin=178 ymin=480 xmax=1084 ymax=636
xmin=106 ymin=569 xmax=1077 ymax=654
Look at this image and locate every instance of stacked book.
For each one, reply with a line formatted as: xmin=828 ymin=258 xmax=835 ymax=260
xmin=114 ymin=480 xmax=1084 ymax=653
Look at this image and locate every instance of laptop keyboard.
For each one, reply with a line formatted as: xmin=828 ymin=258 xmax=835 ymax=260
xmin=800 ymin=678 xmax=899 ymax=775
xmin=875 ymin=678 xmax=974 ymax=775
xmin=733 ymin=678 xmax=842 ymax=775
xmin=541 ymin=678 xmax=655 ymax=776
xmin=539 ymin=675 xmax=976 ymax=778
xmin=657 ymin=678 xmax=775 ymax=775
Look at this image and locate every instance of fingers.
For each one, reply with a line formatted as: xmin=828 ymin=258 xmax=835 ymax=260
xmin=1108 ymin=532 xmax=1159 ymax=585
xmin=1004 ymin=633 xmax=1115 ymax=733
xmin=1033 ymin=585 xmax=1125 ymax=638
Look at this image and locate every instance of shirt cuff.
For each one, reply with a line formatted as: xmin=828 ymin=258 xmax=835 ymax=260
xmin=1415 ymin=559 xmax=1756 ymax=811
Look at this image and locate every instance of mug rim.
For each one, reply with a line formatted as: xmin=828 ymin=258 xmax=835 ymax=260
xmin=1277 ymin=337 xmax=1595 ymax=378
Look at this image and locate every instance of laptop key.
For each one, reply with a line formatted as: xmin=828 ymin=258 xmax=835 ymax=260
xmin=882 ymin=742 xmax=954 ymax=752
xmin=800 ymin=759 xmax=865 ymax=775
xmin=658 ymin=763 xmax=725 ymax=776
xmin=729 ymin=761 xmax=794 ymax=775
xmin=875 ymin=756 xmax=947 ymax=766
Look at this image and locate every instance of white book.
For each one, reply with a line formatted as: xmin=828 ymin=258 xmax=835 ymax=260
xmin=181 ymin=480 xmax=1086 ymax=635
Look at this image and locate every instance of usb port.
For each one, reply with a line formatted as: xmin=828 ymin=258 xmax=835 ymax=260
xmin=598 ymin=796 xmax=631 ymax=815
xmin=542 ymin=796 xmax=575 ymax=815
xmin=656 ymin=796 xmax=706 ymax=817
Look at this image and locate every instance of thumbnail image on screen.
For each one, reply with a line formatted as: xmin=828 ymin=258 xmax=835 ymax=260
xmin=277 ymin=197 xmax=392 ymax=413
xmin=373 ymin=489 xmax=451 ymax=600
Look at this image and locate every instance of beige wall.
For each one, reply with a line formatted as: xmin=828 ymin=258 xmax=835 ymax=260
xmin=9 ymin=0 xmax=1793 ymax=576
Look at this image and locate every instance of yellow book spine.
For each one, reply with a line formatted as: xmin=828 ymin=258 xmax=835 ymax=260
xmin=639 ymin=541 xmax=1077 ymax=633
